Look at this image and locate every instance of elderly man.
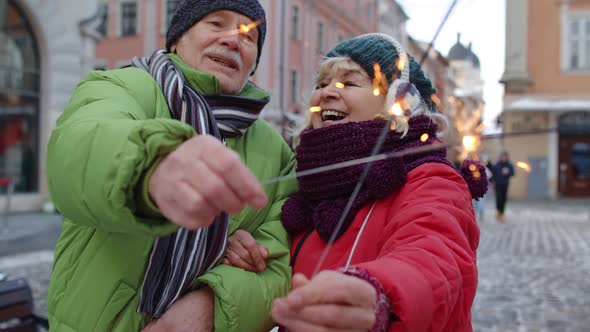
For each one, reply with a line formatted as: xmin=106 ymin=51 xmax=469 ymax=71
xmin=45 ymin=1 xmax=296 ymax=331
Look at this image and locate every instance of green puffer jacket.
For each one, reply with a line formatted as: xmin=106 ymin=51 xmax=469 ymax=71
xmin=46 ymin=54 xmax=297 ymax=332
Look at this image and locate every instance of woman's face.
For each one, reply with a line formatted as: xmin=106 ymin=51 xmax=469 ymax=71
xmin=309 ymin=61 xmax=386 ymax=129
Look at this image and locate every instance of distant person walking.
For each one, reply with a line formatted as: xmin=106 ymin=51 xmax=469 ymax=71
xmin=490 ymin=151 xmax=514 ymax=222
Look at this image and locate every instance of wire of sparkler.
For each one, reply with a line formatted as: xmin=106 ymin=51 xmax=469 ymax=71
xmin=307 ymin=0 xmax=461 ymax=275
xmin=418 ymin=0 xmax=459 ymax=65
xmin=262 ymin=127 xmax=558 ymax=186
xmin=311 ymin=118 xmax=391 ymax=275
xmin=262 ymin=140 xmax=449 ymax=186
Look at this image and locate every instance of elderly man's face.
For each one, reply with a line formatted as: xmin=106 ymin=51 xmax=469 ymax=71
xmin=173 ymin=10 xmax=259 ymax=95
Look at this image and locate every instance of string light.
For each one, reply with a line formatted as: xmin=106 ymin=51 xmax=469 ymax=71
xmin=309 ymin=106 xmax=321 ymax=113
xmin=373 ymin=88 xmax=380 ymax=96
xmin=420 ymin=133 xmax=429 ymax=142
xmin=335 ymin=82 xmax=344 ymax=89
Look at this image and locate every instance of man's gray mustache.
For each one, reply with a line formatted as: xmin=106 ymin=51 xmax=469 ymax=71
xmin=204 ymin=48 xmax=243 ymax=69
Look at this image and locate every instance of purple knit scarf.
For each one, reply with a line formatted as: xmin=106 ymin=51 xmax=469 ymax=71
xmin=281 ymin=116 xmax=453 ymax=241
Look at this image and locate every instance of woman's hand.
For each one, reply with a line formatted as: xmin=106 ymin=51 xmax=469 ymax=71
xmin=222 ymin=229 xmax=269 ymax=272
xmin=272 ymin=271 xmax=377 ymax=332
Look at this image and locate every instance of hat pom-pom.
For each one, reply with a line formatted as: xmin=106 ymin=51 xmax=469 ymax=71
xmin=460 ymin=160 xmax=488 ymax=200
xmin=385 ymin=79 xmax=425 ymax=116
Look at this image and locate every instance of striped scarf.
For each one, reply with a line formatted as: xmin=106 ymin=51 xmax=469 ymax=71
xmin=131 ymin=49 xmax=266 ymax=318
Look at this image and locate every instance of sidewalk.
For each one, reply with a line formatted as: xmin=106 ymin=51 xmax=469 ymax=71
xmin=0 ymin=212 xmax=62 ymax=257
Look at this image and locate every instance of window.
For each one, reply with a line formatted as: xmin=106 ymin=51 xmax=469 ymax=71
xmin=120 ymin=1 xmax=138 ymax=37
xmin=165 ymin=0 xmax=181 ymax=31
xmin=0 ymin=0 xmax=41 ymax=193
xmin=97 ymin=4 xmax=108 ymax=37
xmin=290 ymin=70 xmax=299 ymax=104
xmin=567 ymin=16 xmax=590 ymax=70
xmin=317 ymin=22 xmax=324 ymax=52
xmin=572 ymin=143 xmax=590 ymax=180
xmin=291 ymin=5 xmax=300 ymax=40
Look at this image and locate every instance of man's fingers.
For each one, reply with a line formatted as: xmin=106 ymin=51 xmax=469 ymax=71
xmin=259 ymin=244 xmax=269 ymax=259
xmin=163 ymin=182 xmax=218 ymax=229
xmin=196 ymin=138 xmax=267 ymax=209
xmin=186 ymin=160 xmax=245 ymax=215
xmin=235 ymin=230 xmax=266 ymax=270
xmin=225 ymin=249 xmax=259 ymax=272
xmin=227 ymin=237 xmax=256 ymax=265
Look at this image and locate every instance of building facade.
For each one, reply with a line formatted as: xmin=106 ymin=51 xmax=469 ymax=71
xmin=93 ymin=0 xmax=379 ymax=138
xmin=0 ymin=0 xmax=99 ymax=212
xmin=501 ymin=0 xmax=590 ymax=199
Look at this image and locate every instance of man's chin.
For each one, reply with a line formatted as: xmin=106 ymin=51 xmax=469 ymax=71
xmin=218 ymin=78 xmax=245 ymax=95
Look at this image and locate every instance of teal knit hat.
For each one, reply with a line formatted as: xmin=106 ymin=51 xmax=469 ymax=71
xmin=324 ymin=33 xmax=437 ymax=111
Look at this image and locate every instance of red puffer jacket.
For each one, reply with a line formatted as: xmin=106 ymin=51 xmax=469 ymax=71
xmin=291 ymin=163 xmax=480 ymax=332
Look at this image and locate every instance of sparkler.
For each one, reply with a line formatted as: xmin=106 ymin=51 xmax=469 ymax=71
xmin=224 ymin=20 xmax=262 ymax=37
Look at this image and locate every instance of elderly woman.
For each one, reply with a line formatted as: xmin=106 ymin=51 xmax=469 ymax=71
xmin=225 ymin=33 xmax=485 ymax=332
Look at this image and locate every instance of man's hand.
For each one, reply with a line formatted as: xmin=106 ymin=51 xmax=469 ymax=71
xmin=142 ymin=287 xmax=215 ymax=332
xmin=272 ymin=272 xmax=377 ymax=332
xmin=149 ymin=135 xmax=268 ymax=230
xmin=222 ymin=229 xmax=269 ymax=272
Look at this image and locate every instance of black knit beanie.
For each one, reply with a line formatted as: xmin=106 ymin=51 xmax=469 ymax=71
xmin=166 ymin=0 xmax=266 ymax=73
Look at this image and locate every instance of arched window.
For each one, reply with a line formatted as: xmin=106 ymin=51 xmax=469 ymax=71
xmin=0 ymin=0 xmax=40 ymax=193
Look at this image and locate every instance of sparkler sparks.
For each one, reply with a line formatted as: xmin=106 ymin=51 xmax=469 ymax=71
xmin=372 ymin=63 xmax=387 ymax=96
xmin=390 ymin=103 xmax=403 ymax=116
xmin=225 ymin=20 xmax=262 ymax=37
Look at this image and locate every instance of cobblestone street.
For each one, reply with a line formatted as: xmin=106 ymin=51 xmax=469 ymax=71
xmin=472 ymin=199 xmax=590 ymax=331
xmin=0 ymin=199 xmax=589 ymax=331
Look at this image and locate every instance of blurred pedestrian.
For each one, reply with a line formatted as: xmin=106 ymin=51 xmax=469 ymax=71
xmin=490 ymin=151 xmax=515 ymax=222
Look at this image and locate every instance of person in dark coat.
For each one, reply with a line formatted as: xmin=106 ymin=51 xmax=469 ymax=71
xmin=490 ymin=151 xmax=515 ymax=221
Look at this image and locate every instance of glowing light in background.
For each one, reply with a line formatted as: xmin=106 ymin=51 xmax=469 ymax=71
xmin=517 ymin=162 xmax=531 ymax=172
xmin=420 ymin=133 xmax=429 ymax=142
xmin=462 ymin=135 xmax=477 ymax=152
xmin=309 ymin=106 xmax=321 ymax=113
xmin=335 ymin=82 xmax=344 ymax=89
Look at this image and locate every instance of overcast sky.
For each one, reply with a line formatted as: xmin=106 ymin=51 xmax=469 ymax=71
xmin=397 ymin=0 xmax=506 ymax=130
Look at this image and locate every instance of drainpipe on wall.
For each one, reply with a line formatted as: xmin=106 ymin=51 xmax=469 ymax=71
xmin=279 ymin=0 xmax=288 ymax=139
